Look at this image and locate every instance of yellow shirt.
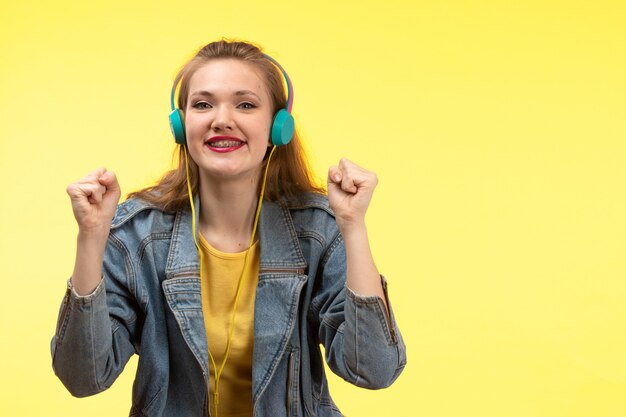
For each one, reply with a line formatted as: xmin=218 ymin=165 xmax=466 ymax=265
xmin=198 ymin=232 xmax=259 ymax=417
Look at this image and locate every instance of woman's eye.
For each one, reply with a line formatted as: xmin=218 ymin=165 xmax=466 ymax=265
xmin=238 ymin=102 xmax=255 ymax=110
xmin=193 ymin=102 xmax=211 ymax=109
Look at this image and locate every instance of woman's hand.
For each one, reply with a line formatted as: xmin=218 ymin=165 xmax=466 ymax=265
xmin=327 ymin=158 xmax=378 ymax=232
xmin=66 ymin=167 xmax=121 ymax=236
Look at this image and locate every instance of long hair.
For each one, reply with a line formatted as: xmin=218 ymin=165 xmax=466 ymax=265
xmin=126 ymin=39 xmax=325 ymax=212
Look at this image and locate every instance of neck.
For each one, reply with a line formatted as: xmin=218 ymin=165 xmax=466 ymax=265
xmin=197 ymin=172 xmax=262 ymax=253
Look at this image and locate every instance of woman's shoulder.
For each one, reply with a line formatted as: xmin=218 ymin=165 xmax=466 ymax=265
xmin=282 ymin=192 xmax=333 ymax=216
xmin=281 ymin=192 xmax=340 ymax=237
xmin=111 ymin=194 xmax=178 ymax=232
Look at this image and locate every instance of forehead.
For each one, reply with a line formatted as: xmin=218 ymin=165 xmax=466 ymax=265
xmin=187 ymin=59 xmax=268 ymax=97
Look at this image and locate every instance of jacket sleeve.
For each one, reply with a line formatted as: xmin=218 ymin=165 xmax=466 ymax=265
xmin=311 ymin=232 xmax=407 ymax=389
xmin=51 ymin=233 xmax=143 ymax=397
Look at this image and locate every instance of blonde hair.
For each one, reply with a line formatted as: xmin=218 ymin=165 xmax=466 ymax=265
xmin=126 ymin=39 xmax=325 ymax=211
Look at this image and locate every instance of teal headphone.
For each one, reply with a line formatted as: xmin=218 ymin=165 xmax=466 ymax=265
xmin=168 ymin=53 xmax=295 ymax=147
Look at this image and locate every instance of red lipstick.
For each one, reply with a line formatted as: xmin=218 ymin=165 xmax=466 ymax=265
xmin=204 ymin=135 xmax=245 ymax=153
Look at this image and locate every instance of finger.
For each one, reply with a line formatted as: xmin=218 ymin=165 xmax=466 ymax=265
xmin=331 ymin=160 xmax=356 ymax=194
xmin=66 ymin=183 xmax=89 ymax=200
xmin=98 ymin=170 xmax=120 ymax=193
xmin=338 ymin=157 xmax=352 ymax=168
xmin=339 ymin=158 xmax=378 ymax=188
xmin=339 ymin=170 xmax=358 ymax=194
xmin=339 ymin=158 xmax=373 ymax=178
xmin=70 ymin=183 xmax=106 ymax=203
xmin=81 ymin=167 xmax=107 ymax=183
xmin=86 ymin=183 xmax=107 ymax=203
xmin=75 ymin=169 xmax=107 ymax=189
xmin=92 ymin=185 xmax=106 ymax=203
xmin=328 ymin=166 xmax=342 ymax=184
xmin=339 ymin=157 xmax=366 ymax=173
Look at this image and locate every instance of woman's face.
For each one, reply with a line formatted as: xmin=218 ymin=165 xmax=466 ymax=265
xmin=184 ymin=59 xmax=274 ymax=183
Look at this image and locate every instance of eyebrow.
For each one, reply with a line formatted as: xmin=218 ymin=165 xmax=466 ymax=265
xmin=189 ymin=90 xmax=262 ymax=100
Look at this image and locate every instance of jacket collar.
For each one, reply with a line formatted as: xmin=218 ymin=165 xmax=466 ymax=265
xmin=165 ymin=194 xmax=307 ymax=278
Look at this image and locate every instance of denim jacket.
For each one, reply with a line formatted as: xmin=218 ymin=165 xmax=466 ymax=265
xmin=51 ymin=192 xmax=406 ymax=417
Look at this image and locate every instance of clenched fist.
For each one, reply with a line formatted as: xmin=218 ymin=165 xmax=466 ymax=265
xmin=66 ymin=167 xmax=121 ymax=235
xmin=327 ymin=158 xmax=378 ymax=231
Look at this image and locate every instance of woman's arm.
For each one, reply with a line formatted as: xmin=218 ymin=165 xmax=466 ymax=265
xmin=52 ymin=168 xmax=139 ymax=397
xmin=312 ymin=159 xmax=406 ymax=388
xmin=66 ymin=167 xmax=120 ymax=294
xmin=327 ymin=158 xmax=386 ymax=306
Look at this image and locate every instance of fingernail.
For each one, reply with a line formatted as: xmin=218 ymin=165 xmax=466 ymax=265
xmin=333 ymin=173 xmax=341 ymax=182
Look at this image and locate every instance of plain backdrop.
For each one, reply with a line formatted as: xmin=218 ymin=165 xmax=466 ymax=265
xmin=1 ymin=1 xmax=625 ymax=416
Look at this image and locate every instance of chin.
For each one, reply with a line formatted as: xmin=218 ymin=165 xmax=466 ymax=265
xmin=200 ymin=165 xmax=259 ymax=181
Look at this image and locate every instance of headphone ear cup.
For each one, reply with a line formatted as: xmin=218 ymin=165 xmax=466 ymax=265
xmin=169 ymin=108 xmax=186 ymax=145
xmin=271 ymin=109 xmax=295 ymax=146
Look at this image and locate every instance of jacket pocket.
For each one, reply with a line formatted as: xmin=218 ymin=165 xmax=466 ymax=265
xmin=287 ymin=347 xmax=301 ymax=417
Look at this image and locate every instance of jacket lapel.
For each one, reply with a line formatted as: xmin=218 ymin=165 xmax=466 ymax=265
xmin=252 ymin=200 xmax=308 ymax=401
xmin=162 ymin=194 xmax=209 ymax=375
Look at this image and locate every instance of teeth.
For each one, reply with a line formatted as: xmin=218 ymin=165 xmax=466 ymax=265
xmin=208 ymin=140 xmax=242 ymax=148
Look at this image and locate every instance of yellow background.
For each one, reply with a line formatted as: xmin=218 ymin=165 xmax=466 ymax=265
xmin=1 ymin=0 xmax=625 ymax=416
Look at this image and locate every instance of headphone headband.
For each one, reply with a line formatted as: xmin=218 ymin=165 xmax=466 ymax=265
xmin=170 ymin=72 xmax=183 ymax=111
xmin=262 ymin=53 xmax=294 ymax=113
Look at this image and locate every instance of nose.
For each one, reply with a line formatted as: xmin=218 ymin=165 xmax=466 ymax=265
xmin=211 ymin=105 xmax=234 ymax=132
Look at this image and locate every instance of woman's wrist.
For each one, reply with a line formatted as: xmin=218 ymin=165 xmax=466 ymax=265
xmin=336 ymin=218 xmax=367 ymax=239
xmin=72 ymin=230 xmax=108 ymax=296
xmin=77 ymin=227 xmax=110 ymax=244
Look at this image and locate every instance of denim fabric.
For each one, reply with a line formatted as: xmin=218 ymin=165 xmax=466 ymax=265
xmin=51 ymin=193 xmax=407 ymax=417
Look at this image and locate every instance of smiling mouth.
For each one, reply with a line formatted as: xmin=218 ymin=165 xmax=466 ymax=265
xmin=209 ymin=140 xmax=243 ymax=148
xmin=204 ymin=136 xmax=245 ymax=152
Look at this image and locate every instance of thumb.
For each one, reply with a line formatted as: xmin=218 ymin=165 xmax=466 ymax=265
xmin=98 ymin=171 xmax=120 ymax=192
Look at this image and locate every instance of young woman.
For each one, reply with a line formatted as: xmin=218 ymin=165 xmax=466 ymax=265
xmin=52 ymin=39 xmax=406 ymax=417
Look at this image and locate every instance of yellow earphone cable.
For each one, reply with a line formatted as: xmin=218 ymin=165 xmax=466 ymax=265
xmin=184 ymin=145 xmax=277 ymax=417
